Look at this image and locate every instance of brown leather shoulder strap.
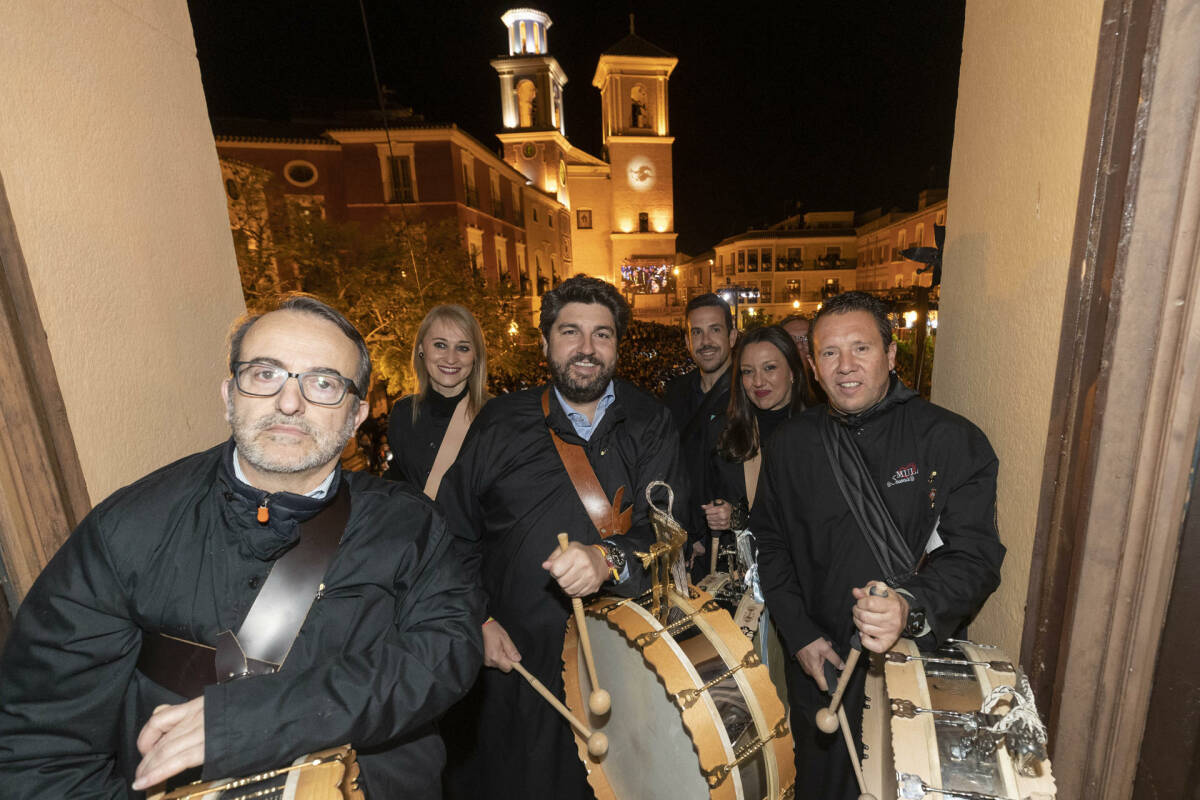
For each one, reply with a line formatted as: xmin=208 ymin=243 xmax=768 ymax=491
xmin=423 ymin=396 xmax=472 ymax=500
xmin=137 ymin=481 xmax=352 ymax=696
xmin=231 ymin=482 xmax=351 ymax=669
xmin=541 ymin=389 xmax=631 ymax=538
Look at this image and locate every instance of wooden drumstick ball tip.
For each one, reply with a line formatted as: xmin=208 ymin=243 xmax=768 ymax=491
xmin=816 ymin=707 xmax=839 ymax=734
xmin=588 ymin=688 xmax=612 ymax=716
xmin=587 ymin=731 xmax=609 ymax=758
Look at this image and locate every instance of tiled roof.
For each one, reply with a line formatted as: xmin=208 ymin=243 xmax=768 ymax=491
xmin=602 ymin=33 xmax=674 ymax=58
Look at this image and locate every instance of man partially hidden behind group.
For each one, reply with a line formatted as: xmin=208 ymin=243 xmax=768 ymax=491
xmin=754 ymin=291 xmax=1005 ymax=798
xmin=440 ymin=275 xmax=686 ymax=799
xmin=0 ymin=295 xmax=482 ymax=798
xmin=662 ymin=293 xmax=736 ymax=576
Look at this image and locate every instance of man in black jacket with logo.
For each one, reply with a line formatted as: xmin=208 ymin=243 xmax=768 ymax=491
xmin=754 ymin=291 xmax=1005 ymax=799
xmin=441 ymin=275 xmax=685 ymax=799
xmin=0 ymin=296 xmax=482 ymax=799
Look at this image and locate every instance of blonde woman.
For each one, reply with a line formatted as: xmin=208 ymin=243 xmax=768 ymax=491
xmin=386 ymin=305 xmax=488 ymax=498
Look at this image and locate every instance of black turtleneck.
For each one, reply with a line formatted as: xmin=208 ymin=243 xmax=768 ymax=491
xmin=385 ymin=387 xmax=469 ymax=488
xmin=753 ymin=403 xmax=792 ymax=445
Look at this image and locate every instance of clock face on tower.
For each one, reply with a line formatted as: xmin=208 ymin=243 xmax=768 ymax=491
xmin=627 ymin=155 xmax=656 ymax=192
xmin=521 ymin=142 xmax=536 ymax=159
xmin=558 ymin=159 xmax=567 ymax=187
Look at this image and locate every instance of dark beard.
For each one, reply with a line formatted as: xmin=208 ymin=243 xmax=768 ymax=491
xmin=548 ymin=353 xmax=615 ymax=404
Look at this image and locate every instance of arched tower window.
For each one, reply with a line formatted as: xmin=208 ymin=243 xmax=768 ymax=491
xmin=631 ymin=84 xmax=649 ymax=129
xmin=516 ymin=80 xmax=537 ymax=128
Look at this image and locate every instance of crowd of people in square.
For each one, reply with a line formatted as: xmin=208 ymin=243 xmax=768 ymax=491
xmin=0 ymin=275 xmax=1003 ymax=799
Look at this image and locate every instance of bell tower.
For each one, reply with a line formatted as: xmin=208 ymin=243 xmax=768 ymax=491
xmin=593 ymin=16 xmax=678 ymax=283
xmin=492 ymin=8 xmax=569 ymax=202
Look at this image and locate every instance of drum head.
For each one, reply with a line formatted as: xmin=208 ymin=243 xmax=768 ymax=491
xmin=563 ymin=587 xmax=795 ymax=800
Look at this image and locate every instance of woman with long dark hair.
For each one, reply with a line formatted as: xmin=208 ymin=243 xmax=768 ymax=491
xmin=702 ymin=324 xmax=812 ymax=565
xmin=386 ymin=304 xmax=488 ymax=498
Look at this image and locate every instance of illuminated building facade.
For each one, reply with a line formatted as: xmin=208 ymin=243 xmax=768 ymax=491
xmin=493 ymin=10 xmax=678 ymax=315
xmin=214 ymin=116 xmax=570 ymax=299
xmin=855 ymin=189 xmax=947 ymax=293
xmin=708 ymin=211 xmax=859 ymax=323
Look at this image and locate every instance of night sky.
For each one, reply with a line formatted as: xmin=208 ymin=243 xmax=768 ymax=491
xmin=187 ymin=1 xmax=966 ymax=255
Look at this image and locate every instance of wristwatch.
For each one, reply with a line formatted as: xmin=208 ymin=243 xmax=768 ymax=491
xmin=596 ymin=540 xmax=626 ymax=581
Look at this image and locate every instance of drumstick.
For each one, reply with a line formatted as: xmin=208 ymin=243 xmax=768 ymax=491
xmin=816 ymin=634 xmax=861 ymax=734
xmin=837 ymin=706 xmax=876 ymax=800
xmin=710 ymin=499 xmax=724 ymax=573
xmin=817 ymin=585 xmax=887 ymax=733
xmin=558 ymin=533 xmax=612 ymax=716
xmin=511 ymin=661 xmax=609 ymax=758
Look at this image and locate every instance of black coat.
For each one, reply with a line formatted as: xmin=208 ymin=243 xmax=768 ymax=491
xmin=439 ymin=380 xmax=686 ymax=799
xmin=0 ymin=441 xmax=483 ymax=799
xmin=752 ymin=379 xmax=1004 ymax=799
xmin=385 ymin=388 xmax=467 ymax=488
xmin=663 ymin=368 xmax=731 ymax=546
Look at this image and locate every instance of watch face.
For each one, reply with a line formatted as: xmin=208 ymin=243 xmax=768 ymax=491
xmin=626 ymin=155 xmax=655 ymax=192
xmin=521 ymin=142 xmax=536 ymax=159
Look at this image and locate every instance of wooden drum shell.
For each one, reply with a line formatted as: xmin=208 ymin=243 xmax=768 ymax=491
xmin=563 ymin=586 xmax=795 ymax=800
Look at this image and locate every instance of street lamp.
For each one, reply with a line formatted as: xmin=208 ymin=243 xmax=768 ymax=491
xmin=719 ymin=285 xmax=760 ymax=329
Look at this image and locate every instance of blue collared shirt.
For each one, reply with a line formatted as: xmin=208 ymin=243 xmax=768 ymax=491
xmin=553 ymin=381 xmax=616 ymax=441
xmin=232 ymin=447 xmax=337 ymax=499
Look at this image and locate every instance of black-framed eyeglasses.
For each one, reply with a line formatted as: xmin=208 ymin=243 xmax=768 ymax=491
xmin=232 ymin=362 xmax=360 ymax=406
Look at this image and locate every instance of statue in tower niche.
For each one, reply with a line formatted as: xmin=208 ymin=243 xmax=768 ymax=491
xmin=631 ymin=84 xmax=649 ymax=129
xmin=517 ymin=79 xmax=537 ymax=128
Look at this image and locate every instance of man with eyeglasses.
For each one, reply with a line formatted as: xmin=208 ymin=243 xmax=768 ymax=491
xmin=781 ymin=313 xmax=823 ymax=402
xmin=0 ymin=295 xmax=482 ymax=799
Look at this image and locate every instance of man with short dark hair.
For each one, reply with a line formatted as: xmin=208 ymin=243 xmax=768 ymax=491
xmin=754 ymin=291 xmax=1005 ymax=799
xmin=663 ymin=292 xmax=736 ymax=573
xmin=0 ymin=295 xmax=482 ymax=799
xmin=441 ymin=275 xmax=685 ymax=799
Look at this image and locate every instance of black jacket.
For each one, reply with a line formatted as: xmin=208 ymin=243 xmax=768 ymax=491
xmin=438 ymin=380 xmax=686 ymax=799
xmin=385 ymin=388 xmax=468 ymax=488
xmin=0 ymin=441 xmax=483 ymax=799
xmin=753 ymin=379 xmax=1005 ymax=656
xmin=664 ymin=368 xmax=731 ymax=543
xmin=707 ymin=403 xmax=793 ymax=512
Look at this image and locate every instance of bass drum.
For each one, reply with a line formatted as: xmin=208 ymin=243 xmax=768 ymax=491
xmin=861 ymin=638 xmax=1056 ymax=800
xmin=696 ymin=571 xmax=789 ymax=711
xmin=563 ymin=585 xmax=795 ymax=800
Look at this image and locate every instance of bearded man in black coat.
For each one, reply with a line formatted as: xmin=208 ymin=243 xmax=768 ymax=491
xmin=441 ymin=275 xmax=686 ymax=799
xmin=0 ymin=296 xmax=482 ymax=799
xmin=753 ymin=291 xmax=1005 ymax=799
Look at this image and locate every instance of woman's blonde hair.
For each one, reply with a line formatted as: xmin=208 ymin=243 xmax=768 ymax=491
xmin=411 ymin=304 xmax=488 ymax=421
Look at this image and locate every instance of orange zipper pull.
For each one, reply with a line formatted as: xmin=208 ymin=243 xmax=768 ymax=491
xmin=256 ymin=502 xmax=269 ymax=524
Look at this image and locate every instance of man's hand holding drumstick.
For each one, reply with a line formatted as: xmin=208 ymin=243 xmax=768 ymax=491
xmin=483 ymin=535 xmax=614 ymax=759
xmin=483 ymin=538 xmax=610 ymax=673
xmin=541 ymin=539 xmax=610 ymax=597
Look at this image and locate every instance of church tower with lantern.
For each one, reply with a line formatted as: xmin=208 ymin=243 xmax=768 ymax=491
xmin=491 ymin=8 xmax=571 ymax=205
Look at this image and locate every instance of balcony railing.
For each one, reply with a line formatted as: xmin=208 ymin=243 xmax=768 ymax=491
xmin=769 ymin=258 xmax=857 ymax=271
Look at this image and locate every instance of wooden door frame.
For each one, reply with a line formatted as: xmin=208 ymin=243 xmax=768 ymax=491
xmin=0 ymin=170 xmax=91 ymax=619
xmin=1021 ymin=0 xmax=1200 ymax=796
